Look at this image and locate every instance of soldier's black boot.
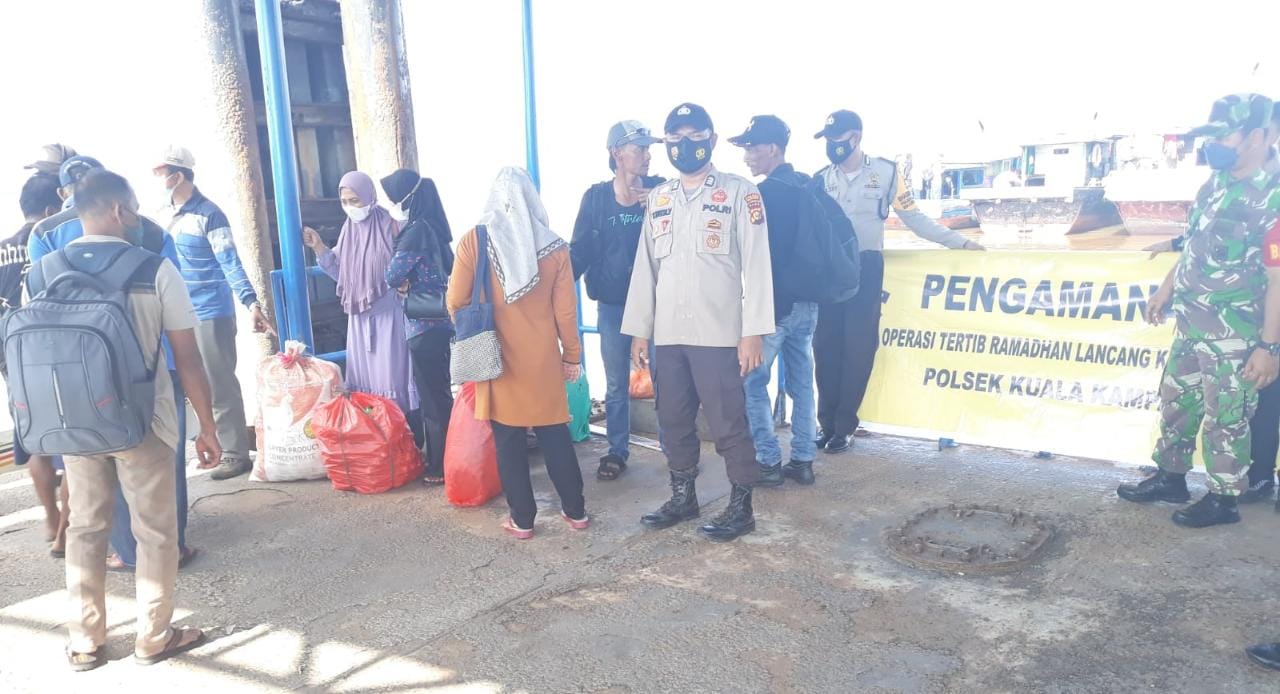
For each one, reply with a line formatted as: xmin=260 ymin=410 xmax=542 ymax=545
xmin=1171 ymin=493 xmax=1240 ymax=528
xmin=698 ymin=485 xmax=755 ymax=542
xmin=641 ymin=469 xmax=699 ymax=529
xmin=756 ymin=464 xmax=785 ymax=488
xmin=782 ymin=460 xmax=815 ymax=485
xmin=1116 ymin=470 xmax=1190 ymax=503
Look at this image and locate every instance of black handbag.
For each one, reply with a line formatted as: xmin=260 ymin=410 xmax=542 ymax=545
xmin=403 ymin=231 xmax=450 ymax=321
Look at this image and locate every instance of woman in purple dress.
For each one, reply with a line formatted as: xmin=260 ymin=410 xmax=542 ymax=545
xmin=303 ymin=171 xmax=418 ymax=415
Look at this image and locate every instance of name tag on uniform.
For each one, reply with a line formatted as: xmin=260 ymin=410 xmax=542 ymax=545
xmin=651 ymin=208 xmax=672 ymax=220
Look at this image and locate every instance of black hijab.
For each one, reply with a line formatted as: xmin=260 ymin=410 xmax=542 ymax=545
xmin=380 ymin=169 xmax=454 ymax=274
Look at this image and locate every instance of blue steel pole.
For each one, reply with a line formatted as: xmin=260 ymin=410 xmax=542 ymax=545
xmin=521 ymin=0 xmax=541 ymax=190
xmin=254 ymin=0 xmax=314 ymax=349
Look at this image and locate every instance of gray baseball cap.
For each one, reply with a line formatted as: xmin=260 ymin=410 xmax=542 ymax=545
xmin=606 ymin=120 xmax=661 ymax=150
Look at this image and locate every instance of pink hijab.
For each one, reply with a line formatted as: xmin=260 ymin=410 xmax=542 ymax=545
xmin=335 ymin=171 xmax=398 ymax=314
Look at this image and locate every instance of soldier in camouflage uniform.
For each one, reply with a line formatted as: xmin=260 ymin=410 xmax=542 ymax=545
xmin=1118 ymin=94 xmax=1280 ymax=528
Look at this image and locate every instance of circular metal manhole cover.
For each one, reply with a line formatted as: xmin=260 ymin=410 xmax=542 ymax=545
xmin=884 ymin=504 xmax=1055 ymax=575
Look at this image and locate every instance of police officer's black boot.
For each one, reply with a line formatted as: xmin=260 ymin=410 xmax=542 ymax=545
xmin=756 ymin=464 xmax=785 ymax=488
xmin=782 ymin=459 xmax=815 ymax=485
xmin=698 ymin=485 xmax=755 ymax=542
xmin=1116 ymin=470 xmax=1190 ymax=503
xmin=641 ymin=469 xmax=699 ymax=529
xmin=1171 ymin=493 xmax=1240 ymax=528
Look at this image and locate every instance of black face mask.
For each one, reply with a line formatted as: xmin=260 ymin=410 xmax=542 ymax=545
xmin=667 ymin=137 xmax=713 ymax=174
xmin=826 ymin=139 xmax=855 ymax=165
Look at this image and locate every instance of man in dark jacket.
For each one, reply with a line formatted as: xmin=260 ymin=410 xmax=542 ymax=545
xmin=570 ymin=120 xmax=664 ymax=481
xmin=729 ymin=115 xmax=820 ymax=486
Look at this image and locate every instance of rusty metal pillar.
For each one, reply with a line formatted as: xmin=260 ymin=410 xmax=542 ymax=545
xmin=341 ymin=0 xmax=418 ymax=176
xmin=198 ymin=0 xmax=277 ymax=357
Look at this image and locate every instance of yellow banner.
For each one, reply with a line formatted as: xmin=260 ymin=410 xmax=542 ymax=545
xmin=861 ymin=250 xmax=1177 ymax=465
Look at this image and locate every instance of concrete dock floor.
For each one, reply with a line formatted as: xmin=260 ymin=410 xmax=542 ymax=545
xmin=1 ymin=431 xmax=1278 ymax=692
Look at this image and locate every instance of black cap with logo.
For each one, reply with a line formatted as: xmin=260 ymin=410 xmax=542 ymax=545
xmin=814 ymin=110 xmax=864 ymax=139
xmin=664 ymin=102 xmax=714 ymax=134
xmin=728 ymin=115 xmax=791 ymax=147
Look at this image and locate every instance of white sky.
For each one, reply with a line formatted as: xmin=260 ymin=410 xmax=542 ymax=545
xmin=1 ymin=0 xmax=1277 ymax=241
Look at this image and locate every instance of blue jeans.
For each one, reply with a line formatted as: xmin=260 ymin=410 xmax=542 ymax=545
xmin=596 ymin=303 xmax=633 ymax=461
xmin=110 ymin=373 xmax=188 ymax=565
xmin=744 ymin=302 xmax=819 ymax=466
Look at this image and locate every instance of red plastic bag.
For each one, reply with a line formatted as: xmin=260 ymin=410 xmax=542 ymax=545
xmin=629 ymin=368 xmax=655 ymax=399
xmin=443 ymin=383 xmax=502 ymax=507
xmin=312 ymin=392 xmax=422 ymax=494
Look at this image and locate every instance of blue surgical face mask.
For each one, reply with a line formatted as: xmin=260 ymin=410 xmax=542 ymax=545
xmin=1202 ymin=141 xmax=1240 ymax=171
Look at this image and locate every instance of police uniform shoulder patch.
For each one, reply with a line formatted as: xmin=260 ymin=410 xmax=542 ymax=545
xmin=704 ymin=174 xmax=717 ymax=187
xmin=745 ymin=192 xmax=764 ymax=225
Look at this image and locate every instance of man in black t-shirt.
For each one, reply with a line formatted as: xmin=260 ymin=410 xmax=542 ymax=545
xmin=3 ymin=172 xmax=64 ymax=555
xmin=569 ymin=120 xmax=665 ymax=482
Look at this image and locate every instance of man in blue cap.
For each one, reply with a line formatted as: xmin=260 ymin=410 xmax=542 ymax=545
xmin=570 ymin=120 xmax=664 ymax=482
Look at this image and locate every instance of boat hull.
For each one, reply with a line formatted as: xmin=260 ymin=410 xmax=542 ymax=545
xmin=971 ymin=188 xmax=1121 ymax=236
xmin=1114 ymin=200 xmax=1191 ymax=236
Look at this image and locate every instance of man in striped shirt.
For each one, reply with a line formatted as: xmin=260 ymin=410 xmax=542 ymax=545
xmin=153 ymin=146 xmax=271 ymax=480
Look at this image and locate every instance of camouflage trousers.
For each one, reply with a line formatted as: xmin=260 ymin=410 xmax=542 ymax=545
xmin=1152 ymin=336 xmax=1258 ymax=495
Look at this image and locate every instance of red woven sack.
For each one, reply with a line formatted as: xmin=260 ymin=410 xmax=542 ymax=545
xmin=313 ymin=392 xmax=422 ymax=494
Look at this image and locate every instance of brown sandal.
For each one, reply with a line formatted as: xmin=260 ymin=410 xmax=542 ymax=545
xmin=66 ymin=646 xmax=106 ymax=672
xmin=135 ymin=627 xmax=205 ymax=666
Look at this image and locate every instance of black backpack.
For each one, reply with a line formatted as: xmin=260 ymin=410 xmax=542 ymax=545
xmin=777 ymin=181 xmax=860 ymax=304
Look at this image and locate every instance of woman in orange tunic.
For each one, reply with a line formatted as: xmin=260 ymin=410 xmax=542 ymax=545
xmin=447 ymin=168 xmax=586 ymax=538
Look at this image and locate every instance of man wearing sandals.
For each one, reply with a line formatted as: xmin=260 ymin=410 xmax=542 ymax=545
xmin=54 ymin=171 xmax=221 ymax=671
xmin=570 ymin=120 xmax=665 ymax=482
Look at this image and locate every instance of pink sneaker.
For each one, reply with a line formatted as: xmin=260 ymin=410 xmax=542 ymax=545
xmin=561 ymin=511 xmax=590 ymax=530
xmin=502 ymin=518 xmax=534 ymax=539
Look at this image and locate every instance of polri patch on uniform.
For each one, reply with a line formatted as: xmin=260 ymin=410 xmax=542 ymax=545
xmin=652 ymin=208 xmax=672 ymax=220
xmin=711 ymin=189 xmax=728 ymax=203
xmin=745 ymin=193 xmax=765 ymax=225
xmin=702 ymin=203 xmax=732 ymax=214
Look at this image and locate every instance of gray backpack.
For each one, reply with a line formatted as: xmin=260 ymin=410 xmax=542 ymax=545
xmin=2 ymin=243 xmax=164 ymax=456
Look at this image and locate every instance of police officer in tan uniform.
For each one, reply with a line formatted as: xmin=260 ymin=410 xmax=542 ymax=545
xmin=813 ymin=110 xmax=984 ymax=453
xmin=623 ymin=102 xmax=775 ymax=542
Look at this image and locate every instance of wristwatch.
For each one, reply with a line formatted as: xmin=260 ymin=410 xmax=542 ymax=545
xmin=1258 ymin=341 xmax=1280 ymax=356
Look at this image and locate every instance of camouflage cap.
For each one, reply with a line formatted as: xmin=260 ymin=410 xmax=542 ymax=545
xmin=1187 ymin=93 xmax=1274 ymax=138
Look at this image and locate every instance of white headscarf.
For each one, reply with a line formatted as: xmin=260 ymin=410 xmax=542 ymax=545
xmin=479 ymin=167 xmax=565 ymax=303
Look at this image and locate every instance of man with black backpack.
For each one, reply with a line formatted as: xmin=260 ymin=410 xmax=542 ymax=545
xmin=9 ymin=169 xmax=220 ymax=670
xmin=813 ymin=109 xmax=984 ymax=454
xmin=728 ymin=115 xmax=853 ymax=487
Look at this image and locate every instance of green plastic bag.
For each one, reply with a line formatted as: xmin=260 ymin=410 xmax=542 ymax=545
xmin=566 ymin=372 xmax=591 ymax=442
